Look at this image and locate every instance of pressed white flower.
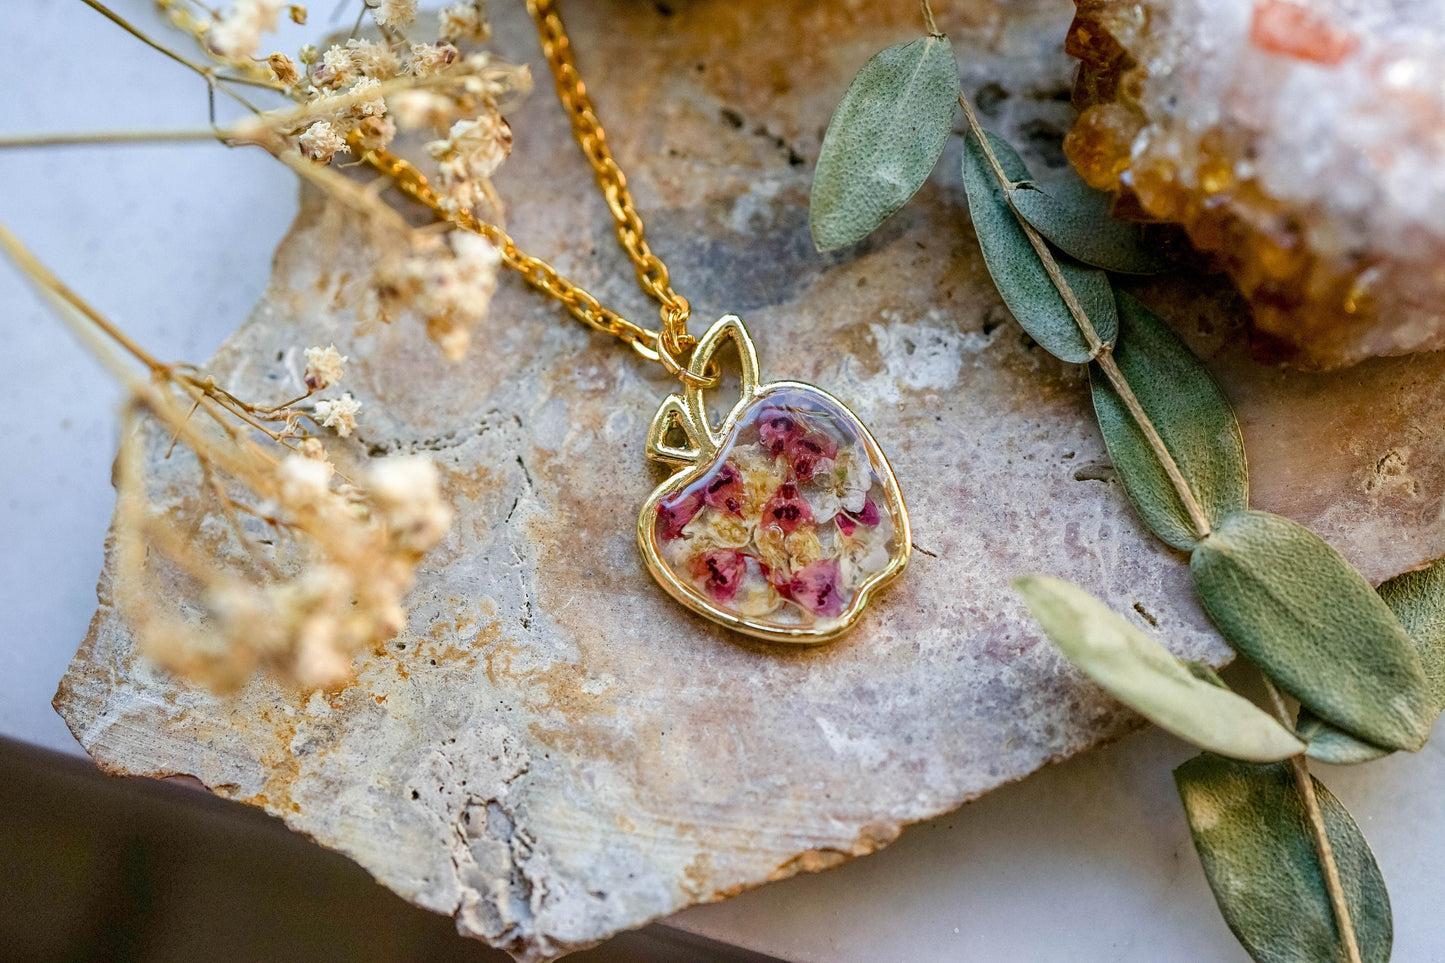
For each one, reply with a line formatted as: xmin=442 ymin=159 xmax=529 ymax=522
xmin=298 ymin=120 xmax=348 ymax=163
xmin=303 ymin=344 xmax=347 ymax=390
xmin=807 ymin=444 xmax=871 ymax=522
xmin=314 ymin=392 xmax=361 ymax=437
xmin=373 ymin=0 xmax=418 ymax=27
xmin=370 ymin=456 xmax=453 ymax=554
xmin=439 ymin=2 xmax=491 ymax=42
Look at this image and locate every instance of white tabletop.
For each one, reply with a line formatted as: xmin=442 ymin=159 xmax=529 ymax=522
xmin=3 ymin=4 xmax=1441 ymax=961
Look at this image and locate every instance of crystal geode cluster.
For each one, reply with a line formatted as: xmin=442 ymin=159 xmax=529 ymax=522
xmin=1066 ymin=0 xmax=1445 ymax=368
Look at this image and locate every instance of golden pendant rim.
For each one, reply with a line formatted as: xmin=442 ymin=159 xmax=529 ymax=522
xmin=636 ymin=315 xmax=911 ymax=645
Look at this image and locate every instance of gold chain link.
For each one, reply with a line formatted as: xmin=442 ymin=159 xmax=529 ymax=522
xmin=527 ymin=0 xmax=693 ymax=358
xmin=354 ymin=0 xmax=698 ymax=373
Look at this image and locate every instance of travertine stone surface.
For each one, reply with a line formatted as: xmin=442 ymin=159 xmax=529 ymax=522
xmin=55 ymin=1 xmax=1445 ymax=959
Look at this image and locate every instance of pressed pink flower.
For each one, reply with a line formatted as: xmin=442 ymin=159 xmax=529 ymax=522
xmin=757 ymin=405 xmax=802 ymax=456
xmin=701 ymin=462 xmax=745 ymax=516
xmin=789 ymin=558 xmax=845 ymax=618
xmin=844 ymin=497 xmax=880 ymax=528
xmin=761 ymin=482 xmax=813 ymax=535
xmin=786 ymin=430 xmax=837 ymax=481
xmin=689 ymin=549 xmax=749 ymax=603
xmin=657 ymin=489 xmax=703 ymax=540
xmin=836 ymin=513 xmax=857 ymax=537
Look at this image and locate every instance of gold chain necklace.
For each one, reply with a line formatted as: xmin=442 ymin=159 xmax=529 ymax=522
xmin=360 ymin=0 xmax=910 ymax=643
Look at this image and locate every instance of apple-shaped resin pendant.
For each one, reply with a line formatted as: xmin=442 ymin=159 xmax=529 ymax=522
xmin=638 ymin=315 xmax=910 ymax=643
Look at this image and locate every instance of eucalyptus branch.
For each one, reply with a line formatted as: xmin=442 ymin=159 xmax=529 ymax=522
xmin=1262 ymin=678 xmax=1363 ymax=963
xmin=920 ymin=0 xmax=941 ymax=37
xmin=956 ymin=91 xmax=1213 ymax=541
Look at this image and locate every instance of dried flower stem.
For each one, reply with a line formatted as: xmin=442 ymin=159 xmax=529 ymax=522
xmin=1261 ymin=678 xmax=1363 ymax=963
xmin=957 ymin=92 xmax=1213 ymax=541
xmin=80 ymin=0 xmax=274 ymax=111
xmin=0 ymin=220 xmax=165 ymax=378
xmin=0 ymin=129 xmax=229 ymax=149
xmin=920 ymin=0 xmax=941 ymax=37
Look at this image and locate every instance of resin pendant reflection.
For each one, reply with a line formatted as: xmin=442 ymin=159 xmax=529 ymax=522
xmin=639 ymin=315 xmax=909 ymax=644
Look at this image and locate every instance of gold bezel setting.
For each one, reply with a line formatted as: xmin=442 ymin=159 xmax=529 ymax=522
xmin=637 ymin=315 xmax=910 ymax=644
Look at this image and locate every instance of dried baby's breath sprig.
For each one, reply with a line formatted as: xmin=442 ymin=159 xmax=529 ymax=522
xmin=314 ymin=392 xmax=362 ymax=437
xmin=377 ymin=230 xmax=502 ymax=360
xmin=26 ymin=1 xmax=530 ymax=359
xmin=426 ymin=113 xmax=513 ymax=217
xmin=303 ymin=343 xmax=346 ymax=390
xmin=440 ymin=1 xmax=491 ymax=44
xmin=0 ymin=219 xmax=452 ymax=692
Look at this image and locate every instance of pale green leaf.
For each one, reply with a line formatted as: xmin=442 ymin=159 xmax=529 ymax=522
xmin=1176 ymin=754 xmax=1391 ymax=963
xmin=1011 ymin=174 xmax=1172 ymax=274
xmin=1298 ymin=718 xmax=1392 ymax=765
xmin=1300 ymin=557 xmax=1445 ymax=763
xmin=809 ymin=36 xmax=960 ymax=252
xmin=1090 ymin=291 xmax=1247 ymax=550
xmin=1191 ymin=510 xmax=1433 ymax=752
xmin=961 ymin=129 xmax=1118 ymax=363
xmin=1016 ymin=575 xmax=1304 ymax=762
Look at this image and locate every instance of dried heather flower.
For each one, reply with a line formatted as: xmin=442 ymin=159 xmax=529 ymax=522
xmin=298 ymin=120 xmax=347 ymax=163
xmin=440 ymin=1 xmax=491 ymax=43
xmin=314 ymin=392 xmax=361 ymax=436
xmin=373 ymin=0 xmax=419 ymax=28
xmin=303 ymin=344 xmax=346 ymax=390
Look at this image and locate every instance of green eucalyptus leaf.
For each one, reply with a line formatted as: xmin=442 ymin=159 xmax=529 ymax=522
xmin=1011 ymin=174 xmax=1172 ymax=274
xmin=1016 ymin=575 xmax=1304 ymax=762
xmin=809 ymin=35 xmax=960 ymax=252
xmin=1300 ymin=557 xmax=1445 ymax=763
xmin=1185 ymin=659 xmax=1229 ymax=689
xmin=1298 ymin=718 xmax=1393 ymax=765
xmin=961 ymin=129 xmax=1118 ymax=363
xmin=1090 ymin=291 xmax=1248 ymax=551
xmin=1175 ymin=754 xmax=1392 ymax=963
xmin=1191 ymin=510 xmax=1433 ymax=752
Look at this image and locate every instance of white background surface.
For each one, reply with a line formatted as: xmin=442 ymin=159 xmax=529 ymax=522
xmin=2 ymin=3 xmax=1442 ymax=961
